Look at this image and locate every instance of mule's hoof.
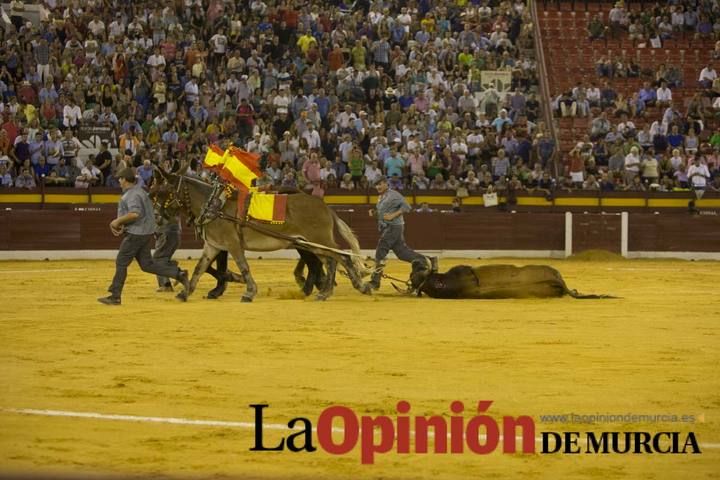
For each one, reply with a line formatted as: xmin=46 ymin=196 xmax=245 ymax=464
xmin=361 ymin=284 xmax=373 ymax=295
xmin=315 ymin=294 xmax=328 ymax=301
xmin=241 ymin=296 xmax=253 ymax=303
xmin=176 ymin=292 xmax=188 ymax=302
xmin=207 ymin=282 xmax=227 ymax=299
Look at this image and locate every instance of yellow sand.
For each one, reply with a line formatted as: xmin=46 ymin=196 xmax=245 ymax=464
xmin=0 ymin=258 xmax=718 ymax=479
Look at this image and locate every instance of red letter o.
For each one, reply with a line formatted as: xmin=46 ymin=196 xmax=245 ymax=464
xmin=317 ymin=406 xmax=359 ymax=455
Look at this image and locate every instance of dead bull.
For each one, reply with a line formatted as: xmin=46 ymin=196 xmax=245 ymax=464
xmin=409 ymin=264 xmax=616 ymax=299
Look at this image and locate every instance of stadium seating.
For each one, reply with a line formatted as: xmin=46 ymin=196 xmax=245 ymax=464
xmin=539 ymin=1 xmax=717 ymax=162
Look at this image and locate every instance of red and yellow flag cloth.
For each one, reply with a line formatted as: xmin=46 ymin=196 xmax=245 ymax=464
xmin=248 ymin=191 xmax=288 ymax=224
xmin=202 ymin=145 xmax=287 ymax=224
xmin=203 ymin=144 xmax=262 ymax=189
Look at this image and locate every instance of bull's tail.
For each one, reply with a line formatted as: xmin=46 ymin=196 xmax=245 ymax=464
xmin=554 ymin=271 xmax=619 ymax=299
xmin=566 ymin=289 xmax=620 ymax=299
xmin=330 ymin=209 xmax=371 ymax=277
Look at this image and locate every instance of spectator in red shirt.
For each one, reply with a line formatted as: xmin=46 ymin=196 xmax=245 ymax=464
xmin=236 ymin=98 xmax=255 ymax=143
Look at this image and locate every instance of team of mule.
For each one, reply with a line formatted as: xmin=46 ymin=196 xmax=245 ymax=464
xmin=151 ymin=169 xmax=371 ymax=302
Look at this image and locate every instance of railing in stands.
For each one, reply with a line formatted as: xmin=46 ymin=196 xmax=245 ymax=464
xmin=531 ymin=0 xmax=561 ymax=179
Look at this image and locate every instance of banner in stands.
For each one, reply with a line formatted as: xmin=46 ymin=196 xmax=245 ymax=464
xmin=77 ymin=125 xmax=116 ymax=148
xmin=480 ymin=70 xmax=513 ymax=92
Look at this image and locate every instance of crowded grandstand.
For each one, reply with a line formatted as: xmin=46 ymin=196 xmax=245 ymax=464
xmin=0 ymin=0 xmax=717 ymax=196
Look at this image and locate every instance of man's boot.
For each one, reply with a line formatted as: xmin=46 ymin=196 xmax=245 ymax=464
xmin=368 ymin=260 xmax=385 ymax=290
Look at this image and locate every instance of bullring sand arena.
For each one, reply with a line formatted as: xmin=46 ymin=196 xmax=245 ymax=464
xmin=0 ymin=255 xmax=718 ymax=479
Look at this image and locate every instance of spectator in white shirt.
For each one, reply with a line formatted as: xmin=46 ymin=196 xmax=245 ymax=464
xmin=467 ymin=130 xmax=484 ymax=157
xmin=649 ymin=119 xmax=667 ymax=137
xmin=108 ymin=14 xmax=125 ymax=40
xmin=127 ymin=19 xmax=144 ymax=37
xmin=88 ymin=16 xmax=106 ymax=38
xmin=624 ymin=146 xmax=641 ymax=184
xmin=699 ymin=64 xmax=717 ymax=88
xmin=63 ymin=100 xmax=82 ymax=129
xmin=183 ymin=78 xmax=199 ymax=106
xmin=364 ymin=161 xmax=383 ymax=185
xmin=210 ymin=28 xmax=228 ymax=67
xmin=272 ymin=89 xmax=291 ymax=110
xmin=319 ymin=161 xmax=334 ymax=181
xmin=671 ymin=8 xmax=685 ymax=29
xmin=451 ymin=137 xmax=468 ymax=160
xmin=302 ymin=123 xmax=322 ymax=150
xmin=225 ymin=73 xmax=241 ymax=98
xmin=656 ymin=81 xmax=673 ymax=108
xmin=336 ymin=105 xmax=357 ymax=130
xmin=146 ymin=47 xmax=166 ymax=68
xmin=75 ymin=158 xmax=103 ymax=188
xmin=687 ymin=156 xmax=710 ymax=189
xmin=586 ymin=83 xmax=601 ymax=107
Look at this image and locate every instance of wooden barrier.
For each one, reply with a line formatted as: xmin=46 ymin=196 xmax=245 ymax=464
xmin=1 ymin=207 xmax=718 ymax=253
xmin=1 ymin=186 xmax=719 ymax=213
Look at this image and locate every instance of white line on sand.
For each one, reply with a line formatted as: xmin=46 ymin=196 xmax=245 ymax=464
xmin=2 ymin=408 xmax=340 ymax=433
xmin=4 ymin=408 xmax=719 ymax=449
xmin=0 ymin=268 xmax=88 ymax=274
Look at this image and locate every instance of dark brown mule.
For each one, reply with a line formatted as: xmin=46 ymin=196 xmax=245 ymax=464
xmin=150 ymin=173 xmax=326 ymax=298
xmin=157 ymin=172 xmax=370 ymax=302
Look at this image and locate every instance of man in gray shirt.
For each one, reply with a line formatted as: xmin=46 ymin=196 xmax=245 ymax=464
xmin=367 ymin=177 xmax=428 ymax=290
xmin=98 ymin=168 xmax=188 ymax=305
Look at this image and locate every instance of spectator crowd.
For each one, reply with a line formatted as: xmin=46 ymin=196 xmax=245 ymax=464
xmin=0 ymin=0 xmax=555 ymax=198
xmin=549 ymin=0 xmax=720 ymax=193
xmin=0 ymin=0 xmax=717 ymax=197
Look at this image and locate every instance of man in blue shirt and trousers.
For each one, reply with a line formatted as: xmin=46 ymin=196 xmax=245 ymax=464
xmin=98 ymin=168 xmax=189 ymax=305
xmin=367 ymin=177 xmax=432 ymax=290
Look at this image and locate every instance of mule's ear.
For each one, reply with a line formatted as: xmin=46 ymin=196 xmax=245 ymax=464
xmin=155 ymin=167 xmax=169 ymax=182
xmin=177 ymin=159 xmax=190 ymax=175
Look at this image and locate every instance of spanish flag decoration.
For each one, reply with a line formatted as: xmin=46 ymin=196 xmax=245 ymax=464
xmin=219 ymin=148 xmax=260 ymax=189
xmin=202 ymin=144 xmax=226 ymax=173
xmin=229 ymin=147 xmax=262 ymax=177
xmin=202 ymin=145 xmax=262 ymax=190
xmin=202 ymin=145 xmax=286 ymax=224
xmin=248 ymin=192 xmax=288 ymax=224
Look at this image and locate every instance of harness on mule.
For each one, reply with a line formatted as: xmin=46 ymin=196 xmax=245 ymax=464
xmin=197 ymin=179 xmax=289 ymax=227
xmin=381 ymin=256 xmax=439 ymax=294
xmin=190 ymin=177 xmax=370 ymax=263
xmin=195 ymin=180 xmax=229 ymax=236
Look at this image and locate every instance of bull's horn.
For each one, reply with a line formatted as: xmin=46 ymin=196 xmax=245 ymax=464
xmin=391 ymin=282 xmax=416 ymax=296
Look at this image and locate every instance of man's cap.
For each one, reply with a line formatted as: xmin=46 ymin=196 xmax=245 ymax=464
xmin=118 ymin=168 xmax=136 ymax=182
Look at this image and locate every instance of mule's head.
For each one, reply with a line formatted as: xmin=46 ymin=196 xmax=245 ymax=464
xmin=194 ymin=179 xmax=228 ymax=226
xmin=149 ymin=168 xmax=184 ymax=220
